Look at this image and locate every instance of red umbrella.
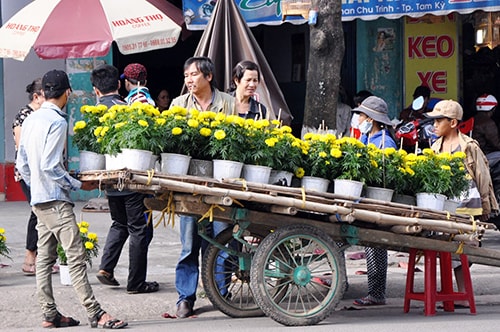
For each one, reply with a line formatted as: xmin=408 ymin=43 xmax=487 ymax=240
xmin=0 ymin=0 xmax=184 ymax=61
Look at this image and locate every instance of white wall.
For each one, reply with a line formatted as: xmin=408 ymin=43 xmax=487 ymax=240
xmin=2 ymin=0 xmax=64 ymax=163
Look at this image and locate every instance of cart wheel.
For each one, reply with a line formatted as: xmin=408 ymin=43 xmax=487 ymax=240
xmin=250 ymin=224 xmax=346 ymax=326
xmin=201 ymin=226 xmax=270 ymax=317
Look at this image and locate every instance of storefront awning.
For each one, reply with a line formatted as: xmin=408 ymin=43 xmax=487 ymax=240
xmin=182 ymin=0 xmax=500 ymax=30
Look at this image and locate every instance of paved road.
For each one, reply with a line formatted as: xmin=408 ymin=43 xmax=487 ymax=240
xmin=1 ymin=200 xmax=499 ymax=331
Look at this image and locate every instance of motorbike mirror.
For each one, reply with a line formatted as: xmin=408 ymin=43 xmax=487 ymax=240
xmin=412 ymin=96 xmax=425 ymax=111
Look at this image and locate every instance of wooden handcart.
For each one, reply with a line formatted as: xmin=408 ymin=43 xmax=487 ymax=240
xmin=78 ymin=169 xmax=500 ymax=326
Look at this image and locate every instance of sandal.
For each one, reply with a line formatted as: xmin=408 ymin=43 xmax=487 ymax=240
xmin=42 ymin=311 xmax=80 ymax=328
xmin=353 ymin=296 xmax=386 ymax=306
xmin=89 ymin=309 xmax=128 ymax=329
xmin=96 ymin=270 xmax=120 ymax=286
xmin=22 ymin=263 xmax=36 ymax=276
xmin=127 ymin=281 xmax=159 ymax=294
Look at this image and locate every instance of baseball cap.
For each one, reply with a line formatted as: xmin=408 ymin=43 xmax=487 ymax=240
xmin=476 ymin=94 xmax=498 ymax=112
xmin=425 ymin=99 xmax=463 ymax=120
xmin=120 ymin=63 xmax=147 ymax=82
xmin=352 ymin=96 xmax=392 ymax=126
xmin=42 ymin=69 xmax=71 ymax=92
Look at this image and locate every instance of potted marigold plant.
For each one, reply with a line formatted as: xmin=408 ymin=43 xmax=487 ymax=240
xmin=57 ymin=221 xmax=99 ymax=285
xmin=364 ymin=146 xmax=406 ymax=201
xmin=73 ymin=105 xmax=108 ymax=171
xmin=0 ymin=227 xmax=11 ymax=260
xmin=332 ymin=136 xmax=373 ymax=197
xmin=95 ymin=102 xmax=164 ymax=170
xmin=408 ymin=148 xmax=452 ymax=210
xmin=298 ymin=132 xmax=339 ymax=192
xmin=207 ymin=114 xmax=248 ymax=180
xmin=267 ymin=124 xmax=304 ymax=186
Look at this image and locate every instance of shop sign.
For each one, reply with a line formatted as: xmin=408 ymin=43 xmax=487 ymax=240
xmin=404 ymin=15 xmax=458 ymax=104
xmin=182 ymin=0 xmax=500 ymax=30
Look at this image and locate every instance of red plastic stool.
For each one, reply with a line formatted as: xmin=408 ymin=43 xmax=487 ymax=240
xmin=404 ymin=248 xmax=476 ymax=316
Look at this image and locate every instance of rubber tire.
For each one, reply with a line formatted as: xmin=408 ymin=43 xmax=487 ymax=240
xmin=201 ymin=225 xmax=270 ymax=318
xmin=250 ymin=224 xmax=346 ymax=326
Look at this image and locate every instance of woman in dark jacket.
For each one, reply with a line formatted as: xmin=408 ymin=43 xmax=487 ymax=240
xmin=229 ymin=60 xmax=267 ymax=120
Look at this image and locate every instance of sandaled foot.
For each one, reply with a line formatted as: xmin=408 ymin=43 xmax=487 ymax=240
xmin=96 ymin=270 xmax=120 ymax=286
xmin=90 ymin=310 xmax=127 ymax=329
xmin=22 ymin=263 xmax=36 ymax=276
xmin=353 ymin=296 xmax=386 ymax=306
xmin=42 ymin=312 xmax=80 ymax=328
xmin=127 ymin=281 xmax=159 ymax=294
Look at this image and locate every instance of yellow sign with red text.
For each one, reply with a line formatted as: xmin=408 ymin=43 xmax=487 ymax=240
xmin=404 ymin=15 xmax=458 ymax=105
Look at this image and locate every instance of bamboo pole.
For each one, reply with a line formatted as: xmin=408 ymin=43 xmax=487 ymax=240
xmin=130 ymin=174 xmax=485 ymax=235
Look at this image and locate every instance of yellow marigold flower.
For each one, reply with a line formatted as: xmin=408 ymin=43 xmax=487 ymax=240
xmin=79 ymin=221 xmax=89 ymax=228
xmin=172 ymin=127 xmax=183 ymax=135
xmin=138 ymin=119 xmax=148 ymax=127
xmin=0 ymin=228 xmax=5 ymax=234
xmin=265 ymin=138 xmax=278 ymax=147
xmin=330 ymin=148 xmax=342 ymax=158
xmin=384 ymin=147 xmax=396 ymax=156
xmin=79 ymin=227 xmax=88 ymax=234
xmin=271 ymin=119 xmax=281 ymax=126
xmin=199 ymin=127 xmax=211 ymax=137
xmin=453 ymin=151 xmax=466 ymax=159
xmin=371 ymin=160 xmax=378 ymax=168
xmin=115 ymin=122 xmax=126 ymax=129
xmin=94 ymin=126 xmax=103 ymax=137
xmin=155 ymin=118 xmax=166 ymax=126
xmin=319 ymin=151 xmax=327 ymax=158
xmin=422 ymin=148 xmax=434 ymax=156
xmin=303 ymin=132 xmax=314 ymax=140
xmin=436 ymin=152 xmax=450 ymax=160
xmin=100 ymin=126 xmax=110 ymax=136
xmin=85 ymin=242 xmax=94 ymax=250
xmin=189 ymin=109 xmax=200 ymax=118
xmin=74 ymin=121 xmax=86 ymax=131
xmin=87 ymin=233 xmax=98 ymax=241
xmin=96 ymin=104 xmax=107 ymax=113
xmin=441 ymin=165 xmax=451 ymax=171
xmin=405 ymin=167 xmax=415 ymax=176
xmin=295 ymin=167 xmax=305 ymax=178
xmin=416 ymin=155 xmax=427 ymax=162
xmin=187 ymin=119 xmax=199 ymax=128
xmin=459 ymin=166 xmax=465 ymax=171
xmin=97 ymin=138 xmax=102 ymax=143
xmin=215 ymin=112 xmax=226 ymax=122
xmin=214 ymin=129 xmax=226 ymax=140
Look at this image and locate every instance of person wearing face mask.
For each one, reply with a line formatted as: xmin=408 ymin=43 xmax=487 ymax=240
xmin=351 ymin=96 xmax=396 ymax=306
xmin=354 ymin=96 xmax=397 ymax=149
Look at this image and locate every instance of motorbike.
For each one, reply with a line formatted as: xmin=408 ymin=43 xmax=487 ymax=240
xmin=395 ymin=117 xmax=435 ymax=153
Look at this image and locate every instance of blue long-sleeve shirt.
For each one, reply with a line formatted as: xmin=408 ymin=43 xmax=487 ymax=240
xmin=16 ymin=101 xmax=81 ymax=206
xmin=360 ymin=129 xmax=397 ymax=149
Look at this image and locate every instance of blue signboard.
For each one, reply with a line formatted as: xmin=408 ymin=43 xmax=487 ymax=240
xmin=341 ymin=0 xmax=500 ymax=22
xmin=182 ymin=0 xmax=500 ymax=30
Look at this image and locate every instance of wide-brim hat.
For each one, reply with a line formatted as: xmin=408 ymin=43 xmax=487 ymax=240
xmin=352 ymin=96 xmax=392 ymax=126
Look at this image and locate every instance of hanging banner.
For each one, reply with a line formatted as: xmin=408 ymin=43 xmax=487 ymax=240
xmin=183 ymin=0 xmax=500 ymax=30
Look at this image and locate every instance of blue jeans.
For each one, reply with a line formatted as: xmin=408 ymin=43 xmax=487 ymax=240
xmin=175 ymin=215 xmax=227 ymax=307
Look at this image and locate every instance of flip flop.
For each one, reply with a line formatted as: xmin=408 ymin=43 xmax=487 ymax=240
xmin=22 ymin=263 xmax=36 ymax=276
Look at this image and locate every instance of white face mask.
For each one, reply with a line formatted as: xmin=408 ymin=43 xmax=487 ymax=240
xmin=359 ymin=120 xmax=373 ymax=134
